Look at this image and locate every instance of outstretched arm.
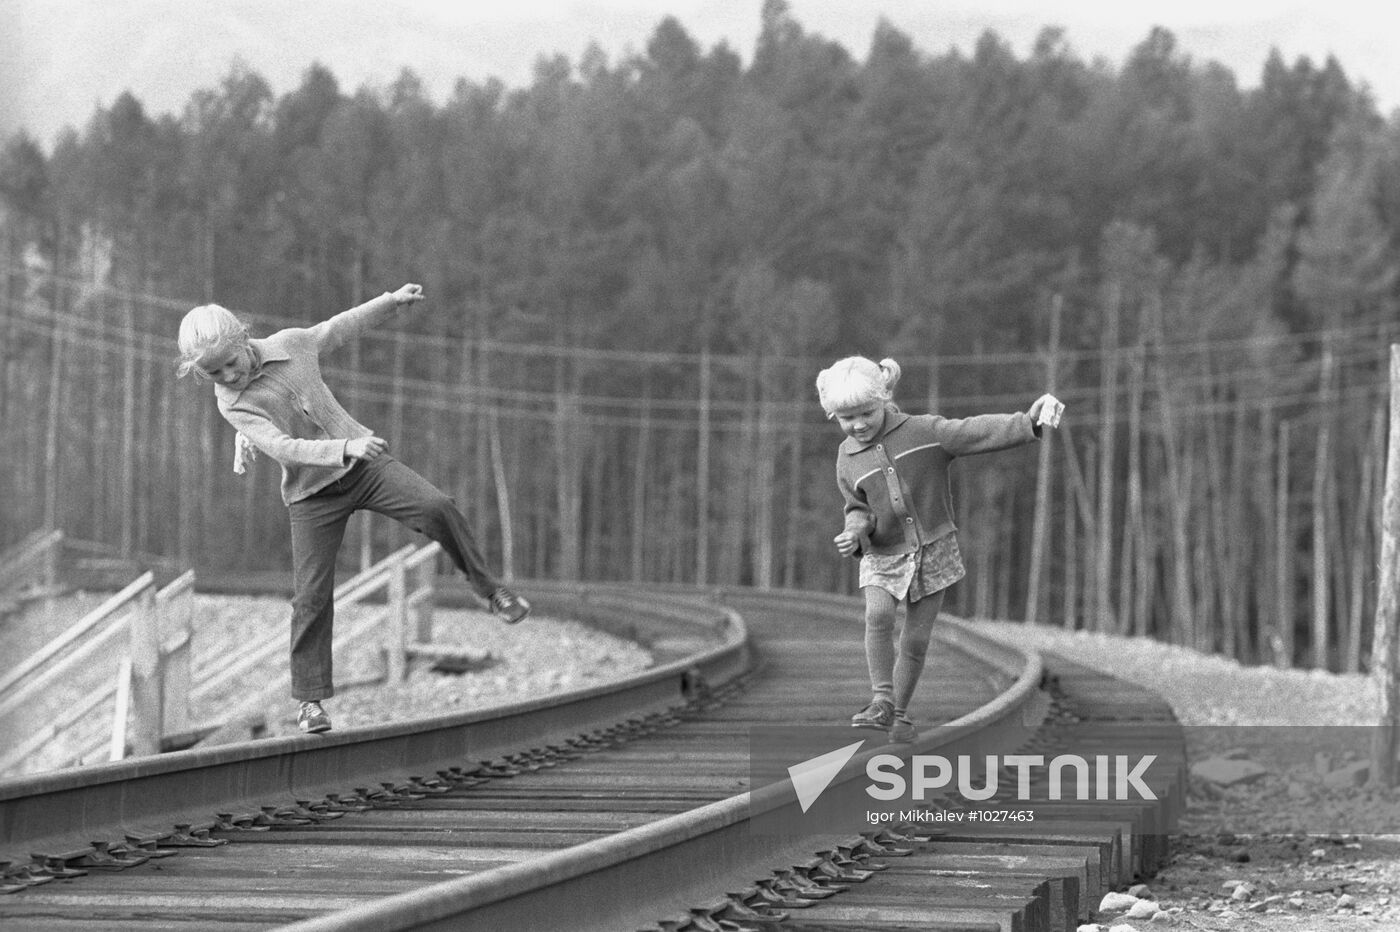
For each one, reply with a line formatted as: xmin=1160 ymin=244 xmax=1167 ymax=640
xmin=932 ymin=394 xmax=1062 ymax=455
xmin=312 ymin=283 xmax=426 ymax=353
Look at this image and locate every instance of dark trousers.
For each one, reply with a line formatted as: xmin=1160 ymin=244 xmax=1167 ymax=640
xmin=287 ymin=455 xmax=500 ymax=701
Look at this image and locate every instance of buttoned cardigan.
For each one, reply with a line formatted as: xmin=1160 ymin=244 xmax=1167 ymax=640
xmin=214 ymin=293 xmax=399 ymax=505
xmin=836 ymin=409 xmax=1041 ymax=556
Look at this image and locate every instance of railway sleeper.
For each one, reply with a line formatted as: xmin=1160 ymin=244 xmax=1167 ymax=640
xmin=4 ymin=657 xmax=751 ymax=902
xmin=642 ymin=819 xmax=1130 ymax=931
xmin=0 ymin=593 xmax=1177 ymax=931
xmin=637 ymin=655 xmax=1182 ymax=932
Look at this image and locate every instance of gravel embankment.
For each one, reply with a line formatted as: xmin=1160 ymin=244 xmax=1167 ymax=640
xmin=972 ymin=619 xmax=1376 ymax=726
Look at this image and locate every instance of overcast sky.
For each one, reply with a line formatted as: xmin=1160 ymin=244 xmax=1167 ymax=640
xmin=3 ymin=0 xmax=1398 ymax=148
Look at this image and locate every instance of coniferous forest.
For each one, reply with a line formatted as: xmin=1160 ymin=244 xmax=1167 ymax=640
xmin=3 ymin=2 xmax=1400 ymax=671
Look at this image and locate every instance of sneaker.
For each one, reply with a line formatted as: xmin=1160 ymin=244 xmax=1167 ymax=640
xmin=489 ymin=587 xmax=531 ymax=625
xmin=888 ymin=714 xmax=917 ymax=744
xmin=297 ymin=701 xmax=331 ymax=734
xmin=851 ymin=697 xmax=895 ymax=729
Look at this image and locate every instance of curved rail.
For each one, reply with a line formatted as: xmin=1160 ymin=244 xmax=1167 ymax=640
xmin=281 ymin=593 xmax=1047 ymax=932
xmin=0 ymin=585 xmax=1181 ymax=931
xmin=0 ymin=584 xmax=748 ymax=865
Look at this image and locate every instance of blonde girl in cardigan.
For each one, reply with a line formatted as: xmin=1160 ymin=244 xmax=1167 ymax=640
xmin=817 ymin=355 xmax=1061 ymax=743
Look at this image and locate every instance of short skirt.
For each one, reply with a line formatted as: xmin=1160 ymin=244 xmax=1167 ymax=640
xmin=858 ymin=534 xmax=966 ymax=603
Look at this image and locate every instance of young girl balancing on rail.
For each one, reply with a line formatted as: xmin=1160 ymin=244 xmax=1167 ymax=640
xmin=816 ymin=356 xmax=1061 ymax=744
xmin=177 ymin=283 xmax=530 ymax=735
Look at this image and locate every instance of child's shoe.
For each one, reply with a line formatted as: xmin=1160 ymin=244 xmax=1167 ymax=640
xmin=888 ymin=714 xmax=917 ymax=744
xmin=851 ymin=697 xmax=895 ymax=730
xmin=489 ymin=587 xmax=531 ymax=624
xmin=297 ymin=700 xmax=331 ymax=734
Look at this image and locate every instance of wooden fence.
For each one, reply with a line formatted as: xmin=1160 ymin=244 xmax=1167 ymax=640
xmin=0 ymin=540 xmax=442 ymax=776
xmin=0 ymin=570 xmax=194 ymax=775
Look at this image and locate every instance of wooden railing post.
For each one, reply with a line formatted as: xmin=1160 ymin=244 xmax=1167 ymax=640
xmin=109 ymin=656 xmax=133 ymax=762
xmin=412 ymin=547 xmax=438 ymax=644
xmin=387 ymin=551 xmax=409 ymax=682
xmin=157 ymin=571 xmax=196 ymax=743
xmin=126 ymin=582 xmax=162 ymax=757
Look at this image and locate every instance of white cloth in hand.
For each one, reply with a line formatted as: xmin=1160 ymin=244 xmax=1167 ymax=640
xmin=233 ymin=432 xmax=258 ymax=475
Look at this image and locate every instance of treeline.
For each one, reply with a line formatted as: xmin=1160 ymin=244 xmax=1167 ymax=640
xmin=3 ymin=1 xmax=1400 ymax=671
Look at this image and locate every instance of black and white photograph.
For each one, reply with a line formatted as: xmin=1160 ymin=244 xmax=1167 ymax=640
xmin=3 ymin=2 xmax=1400 ymax=929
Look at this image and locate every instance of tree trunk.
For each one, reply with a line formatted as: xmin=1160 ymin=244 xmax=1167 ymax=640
xmin=994 ymin=499 xmax=1014 ymax=621
xmin=1204 ymin=388 xmax=1229 ymax=656
xmin=1062 ymin=462 xmax=1078 ymax=629
xmin=630 ymin=388 xmax=652 ymax=582
xmin=1368 ymin=345 xmax=1400 ymax=788
xmin=1025 ymin=296 xmax=1060 ymax=626
xmin=972 ymin=477 xmax=993 ymax=620
xmin=1227 ymin=403 xmax=1252 ymax=661
xmin=1259 ymin=406 xmax=1277 ymax=662
xmin=695 ymin=348 xmax=712 ymax=585
xmin=1123 ymin=344 xmax=1147 ymax=636
xmin=782 ymin=413 xmax=804 ymax=588
xmin=120 ymin=296 xmax=136 ymax=557
xmin=553 ymin=369 xmax=582 ymax=581
xmin=1096 ymin=286 xmax=1120 ymax=635
xmin=1149 ymin=293 xmax=1194 ymax=648
xmin=1275 ymin=419 xmax=1295 ymax=668
xmin=1351 ymin=409 xmax=1385 ymax=672
xmin=1312 ymin=346 xmax=1335 ymax=669
xmin=488 ymin=410 xmax=514 ymax=582
xmin=42 ymin=318 xmax=65 ymax=532
xmin=751 ymin=392 xmax=776 ymax=589
xmin=1058 ymin=425 xmax=1097 ymax=629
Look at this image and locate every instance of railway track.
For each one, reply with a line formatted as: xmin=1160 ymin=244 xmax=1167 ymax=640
xmin=0 ymin=583 xmax=1184 ymax=931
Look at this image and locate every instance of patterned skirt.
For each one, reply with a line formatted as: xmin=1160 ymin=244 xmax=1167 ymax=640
xmin=859 ymin=534 xmax=966 ymax=603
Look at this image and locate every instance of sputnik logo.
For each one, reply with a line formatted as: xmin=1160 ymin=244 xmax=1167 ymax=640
xmin=787 ymin=740 xmax=866 ymax=812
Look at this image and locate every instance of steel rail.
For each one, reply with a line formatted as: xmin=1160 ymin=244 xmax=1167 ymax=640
xmin=0 ymin=584 xmax=749 ymax=867
xmin=276 ymin=601 xmax=1044 ymax=932
xmin=0 ymin=585 xmax=1180 ymax=931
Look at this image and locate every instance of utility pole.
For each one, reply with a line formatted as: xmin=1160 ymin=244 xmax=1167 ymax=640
xmin=1370 ymin=345 xmax=1400 ymax=787
xmin=1025 ymin=295 xmax=1061 ymax=626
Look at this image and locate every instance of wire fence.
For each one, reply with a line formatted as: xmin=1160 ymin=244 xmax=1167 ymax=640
xmin=3 ymin=265 xmax=1399 ymax=671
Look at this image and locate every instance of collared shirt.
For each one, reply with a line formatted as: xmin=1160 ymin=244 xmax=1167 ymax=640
xmin=214 ymin=293 xmax=399 ymax=504
xmin=835 ymin=408 xmax=1040 ymax=556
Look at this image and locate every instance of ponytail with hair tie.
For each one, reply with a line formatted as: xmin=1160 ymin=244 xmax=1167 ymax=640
xmin=877 ymin=357 xmax=902 ymax=393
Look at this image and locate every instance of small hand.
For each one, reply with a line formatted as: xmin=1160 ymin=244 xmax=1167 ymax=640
xmin=346 ymin=435 xmax=388 ymax=462
xmin=233 ymin=432 xmax=258 ymax=475
xmin=391 ymin=283 xmax=424 ymax=306
xmin=834 ymin=530 xmax=860 ymax=557
xmin=1029 ymin=393 xmax=1064 ymax=429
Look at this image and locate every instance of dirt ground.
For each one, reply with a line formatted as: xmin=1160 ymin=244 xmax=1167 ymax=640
xmin=1145 ymin=833 xmax=1400 ymax=930
xmin=1088 ymin=718 xmax=1400 ymax=929
xmin=967 ymin=620 xmax=1400 ymax=931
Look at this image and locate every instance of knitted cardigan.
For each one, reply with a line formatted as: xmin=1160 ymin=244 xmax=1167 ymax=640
xmin=835 ymin=409 xmax=1040 ymax=556
xmin=214 ymin=293 xmax=399 ymax=505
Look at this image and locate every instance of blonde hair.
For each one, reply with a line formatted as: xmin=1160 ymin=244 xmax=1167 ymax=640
xmin=815 ymin=356 xmax=902 ymax=416
xmin=176 ymin=304 xmax=249 ymax=380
